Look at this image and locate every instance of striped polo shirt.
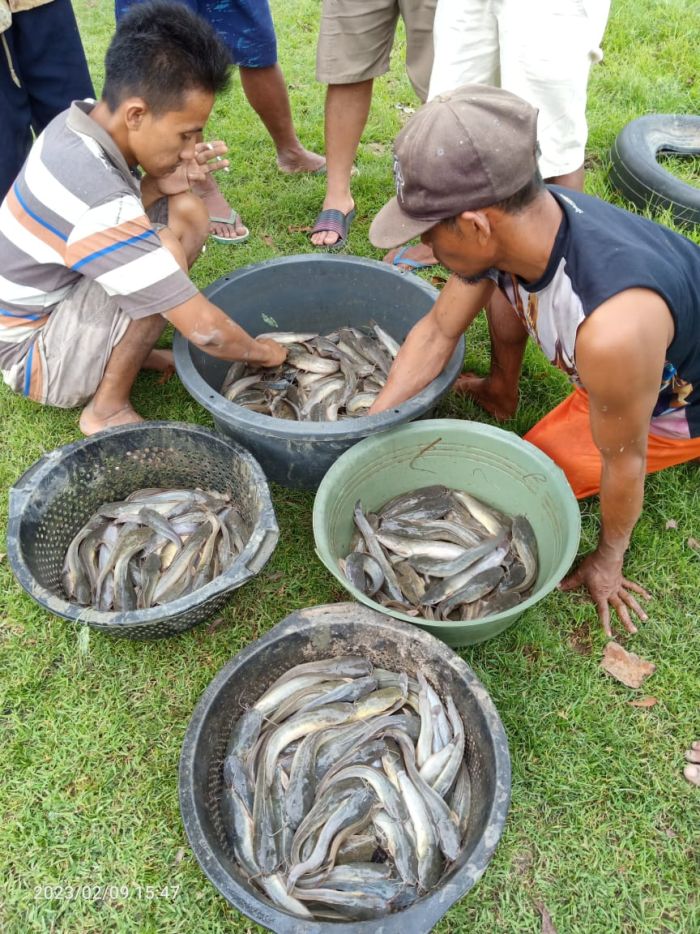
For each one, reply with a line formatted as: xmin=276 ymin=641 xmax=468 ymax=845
xmin=0 ymin=100 xmax=198 ymax=371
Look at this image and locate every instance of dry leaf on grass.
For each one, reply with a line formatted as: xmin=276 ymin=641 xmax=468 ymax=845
xmin=665 ymin=519 xmax=678 ymax=530
xmin=287 ymin=225 xmax=312 ymax=233
xmin=206 ymin=617 xmax=226 ymax=635
xmin=629 ymin=696 xmax=658 ymax=708
xmin=261 ymin=234 xmax=276 ymax=248
xmin=687 ymin=537 xmax=700 ymax=551
xmin=537 ymin=902 xmax=558 ymax=934
xmin=173 ymin=847 xmax=185 ymax=865
xmin=601 ymin=641 xmax=656 ymax=689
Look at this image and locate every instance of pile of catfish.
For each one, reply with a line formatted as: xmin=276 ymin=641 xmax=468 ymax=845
xmin=61 ymin=488 xmax=247 ymax=611
xmin=220 ymin=656 xmax=471 ymax=921
xmin=219 ymin=324 xmax=400 ymax=420
xmin=342 ymin=485 xmax=538 ymax=621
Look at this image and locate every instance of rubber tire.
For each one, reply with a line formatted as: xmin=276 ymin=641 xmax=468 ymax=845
xmin=609 ymin=114 xmax=700 ymax=227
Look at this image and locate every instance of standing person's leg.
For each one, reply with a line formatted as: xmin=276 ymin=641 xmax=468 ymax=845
xmin=238 ymin=65 xmax=325 ymax=174
xmin=0 ymin=0 xmax=94 ymax=200
xmin=309 ymin=80 xmax=373 ymax=248
xmin=426 ymin=0 xmax=500 ymax=101
xmin=12 ymin=0 xmax=94 ymax=130
xmin=0 ymin=28 xmax=33 ymax=200
xmin=385 ymin=0 xmax=497 ymax=269
xmin=401 ymin=0 xmax=436 ymax=104
xmin=498 ymin=0 xmax=610 ymax=192
xmin=310 ymin=0 xmax=399 ymax=248
xmin=206 ymin=0 xmax=324 ymax=174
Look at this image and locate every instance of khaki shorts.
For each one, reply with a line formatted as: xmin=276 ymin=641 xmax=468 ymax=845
xmin=317 ymin=0 xmax=437 ymax=103
xmin=428 ymin=0 xmax=611 ymax=177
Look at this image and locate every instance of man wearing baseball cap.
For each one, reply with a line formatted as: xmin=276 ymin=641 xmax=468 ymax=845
xmin=368 ymin=84 xmax=700 ymax=637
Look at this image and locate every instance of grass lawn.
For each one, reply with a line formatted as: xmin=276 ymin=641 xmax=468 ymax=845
xmin=1 ymin=0 xmax=699 ymax=931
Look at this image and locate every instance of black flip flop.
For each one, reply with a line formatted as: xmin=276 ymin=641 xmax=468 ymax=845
xmin=309 ymin=207 xmax=356 ymax=251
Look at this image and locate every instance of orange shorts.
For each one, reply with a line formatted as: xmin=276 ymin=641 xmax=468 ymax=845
xmin=524 ymin=387 xmax=700 ymax=500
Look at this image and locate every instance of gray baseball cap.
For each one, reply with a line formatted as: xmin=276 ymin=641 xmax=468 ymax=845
xmin=369 ymin=84 xmax=539 ymax=249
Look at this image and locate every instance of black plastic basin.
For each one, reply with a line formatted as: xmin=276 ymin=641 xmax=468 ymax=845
xmin=173 ymin=254 xmax=464 ymax=490
xmin=179 ymin=602 xmax=511 ymax=933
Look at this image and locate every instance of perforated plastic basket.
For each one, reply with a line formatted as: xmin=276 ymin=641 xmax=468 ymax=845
xmin=7 ymin=422 xmax=279 ymax=639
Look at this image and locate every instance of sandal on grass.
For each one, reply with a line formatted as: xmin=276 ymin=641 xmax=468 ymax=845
xmin=209 ymin=210 xmax=250 ymax=244
xmin=390 ymin=244 xmax=437 ymax=272
xmin=309 ymin=207 xmax=356 ymax=251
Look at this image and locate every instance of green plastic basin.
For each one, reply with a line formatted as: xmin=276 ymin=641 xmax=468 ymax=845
xmin=312 ymin=419 xmax=581 ymax=646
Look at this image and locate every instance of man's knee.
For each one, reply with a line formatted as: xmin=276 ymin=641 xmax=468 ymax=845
xmin=157 ymin=226 xmax=188 ymax=271
xmin=166 ymin=191 xmax=209 ymax=257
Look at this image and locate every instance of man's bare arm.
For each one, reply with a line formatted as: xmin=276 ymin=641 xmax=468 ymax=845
xmin=164 ymin=293 xmax=286 ymax=367
xmin=561 ymin=288 xmax=674 ymax=634
xmin=369 ymin=275 xmax=495 ymax=414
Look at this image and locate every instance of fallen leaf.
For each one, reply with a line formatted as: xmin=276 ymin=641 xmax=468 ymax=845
xmin=429 ymin=275 xmax=449 ymax=287
xmin=287 ymin=225 xmax=312 ymax=233
xmin=601 ymin=641 xmax=656 ymax=689
xmin=365 ymin=142 xmax=387 ymax=156
xmin=261 ymin=234 xmax=276 ymax=248
xmin=629 ymin=696 xmax=658 ymax=708
xmin=687 ymin=537 xmax=700 ymax=551
xmin=537 ymin=902 xmax=558 ymax=934
xmin=206 ymin=617 xmax=225 ymax=635
xmin=664 ymin=828 xmax=678 ymax=838
xmin=173 ymin=847 xmax=185 ymax=865
xmin=665 ymin=519 xmax=678 ymax=530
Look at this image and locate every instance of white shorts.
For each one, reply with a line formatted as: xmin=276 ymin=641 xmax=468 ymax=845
xmin=428 ymin=0 xmax=611 ymax=178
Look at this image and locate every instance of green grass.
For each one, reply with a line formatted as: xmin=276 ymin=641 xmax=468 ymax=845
xmin=1 ymin=0 xmax=699 ymax=931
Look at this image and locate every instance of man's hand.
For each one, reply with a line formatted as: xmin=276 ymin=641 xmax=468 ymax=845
xmin=253 ymin=337 xmax=287 ymax=368
xmin=560 ymin=550 xmax=651 ymax=637
xmin=152 ymin=140 xmax=231 ymax=196
xmin=369 ymin=275 xmax=495 ymax=414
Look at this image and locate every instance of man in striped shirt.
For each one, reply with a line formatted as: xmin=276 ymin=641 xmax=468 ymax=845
xmin=0 ymin=1 xmax=285 ymax=434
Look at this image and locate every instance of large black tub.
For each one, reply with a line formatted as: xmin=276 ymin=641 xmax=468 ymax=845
xmin=173 ymin=254 xmax=464 ymax=489
xmin=179 ymin=603 xmax=511 ymax=933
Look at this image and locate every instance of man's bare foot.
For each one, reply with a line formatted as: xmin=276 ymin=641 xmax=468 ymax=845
xmin=190 ymin=175 xmax=248 ymax=240
xmin=383 ymin=242 xmax=437 ymax=271
xmin=79 ymin=402 xmax=144 ymax=436
xmin=453 ymin=373 xmax=518 ymax=421
xmin=683 ymin=740 xmax=700 ymax=787
xmin=277 ymin=145 xmax=326 ymax=174
xmin=310 ymin=195 xmax=355 ymax=247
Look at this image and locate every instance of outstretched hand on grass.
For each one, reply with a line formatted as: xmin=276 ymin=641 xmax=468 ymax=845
xmin=560 ymin=551 xmax=651 ymax=637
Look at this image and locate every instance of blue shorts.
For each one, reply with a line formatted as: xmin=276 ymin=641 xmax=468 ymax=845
xmin=114 ymin=0 xmax=278 ymax=68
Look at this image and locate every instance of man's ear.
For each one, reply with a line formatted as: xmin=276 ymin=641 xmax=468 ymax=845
xmin=124 ymin=98 xmax=149 ymax=131
xmin=457 ymin=210 xmax=491 ymax=244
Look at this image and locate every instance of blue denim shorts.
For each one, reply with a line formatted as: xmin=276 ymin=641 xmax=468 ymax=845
xmin=115 ymin=0 xmax=278 ymax=68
